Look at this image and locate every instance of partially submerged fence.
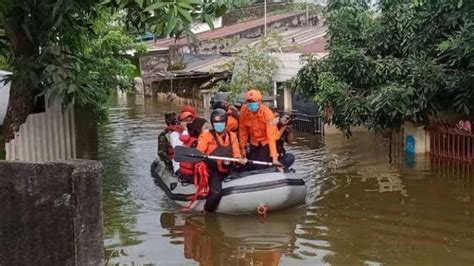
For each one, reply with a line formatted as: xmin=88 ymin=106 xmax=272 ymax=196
xmin=289 ymin=111 xmax=324 ymax=135
xmin=426 ymin=120 xmax=473 ymax=163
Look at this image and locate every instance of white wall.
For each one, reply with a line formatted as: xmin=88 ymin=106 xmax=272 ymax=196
xmin=0 ymin=70 xmax=11 ymax=126
xmin=271 ymin=52 xmax=327 ymax=82
xmin=271 ymin=53 xmax=305 ymax=82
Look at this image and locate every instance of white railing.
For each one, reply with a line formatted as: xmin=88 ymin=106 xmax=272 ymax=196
xmin=5 ymin=103 xmax=76 ymax=161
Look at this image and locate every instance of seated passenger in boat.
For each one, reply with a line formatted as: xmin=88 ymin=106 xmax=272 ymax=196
xmin=169 ymin=106 xmax=198 ymax=174
xmin=196 ymin=108 xmax=247 ymax=212
xmin=276 ymin=113 xmax=295 ymax=168
xmin=211 ymin=100 xmax=239 ymax=134
xmin=177 ymin=118 xmax=209 ymax=183
xmin=157 ymin=112 xmax=179 ymax=170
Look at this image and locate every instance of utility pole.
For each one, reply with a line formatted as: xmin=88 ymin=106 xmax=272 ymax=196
xmin=306 ymin=0 xmax=309 ymax=26
xmin=264 ymin=0 xmax=267 ymax=36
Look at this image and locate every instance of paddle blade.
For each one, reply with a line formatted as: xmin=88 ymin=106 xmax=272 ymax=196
xmin=173 ymin=146 xmax=205 ymax=163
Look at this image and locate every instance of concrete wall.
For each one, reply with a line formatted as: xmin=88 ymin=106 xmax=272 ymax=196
xmin=223 ymin=3 xmax=295 ymax=26
xmin=152 ymin=76 xmax=213 ymax=99
xmin=0 ymin=70 xmax=11 ymax=126
xmin=403 ymin=121 xmax=430 ymax=153
xmin=0 ymin=160 xmax=104 ymax=265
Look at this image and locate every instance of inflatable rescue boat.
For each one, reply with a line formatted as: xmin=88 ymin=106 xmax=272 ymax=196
xmin=151 ymin=158 xmax=307 ymax=214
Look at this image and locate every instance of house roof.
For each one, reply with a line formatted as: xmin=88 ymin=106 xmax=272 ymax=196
xmin=147 ymin=12 xmax=304 ymax=49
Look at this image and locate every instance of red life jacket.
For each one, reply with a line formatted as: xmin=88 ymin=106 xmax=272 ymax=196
xmin=178 ymin=134 xmax=198 ymax=176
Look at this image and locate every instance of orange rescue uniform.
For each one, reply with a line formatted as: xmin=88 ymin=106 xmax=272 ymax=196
xmin=226 ymin=114 xmax=239 ymax=132
xmin=197 ymin=131 xmax=241 ymax=159
xmin=239 ymin=104 xmax=280 ymax=161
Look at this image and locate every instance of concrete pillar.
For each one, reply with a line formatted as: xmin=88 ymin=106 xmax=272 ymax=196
xmin=134 ymin=77 xmax=144 ymax=94
xmin=283 ymin=87 xmax=292 ymax=113
xmin=403 ymin=121 xmax=430 ymax=153
xmin=74 ymin=104 xmax=98 ymax=160
xmin=0 ymin=160 xmax=104 ymax=265
xmin=201 ymin=89 xmax=212 ymax=110
xmin=144 ymin=81 xmax=153 ymax=97
xmin=273 ymin=81 xmax=278 ymax=108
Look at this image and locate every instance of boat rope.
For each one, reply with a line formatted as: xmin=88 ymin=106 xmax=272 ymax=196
xmin=184 ymin=162 xmax=210 ymax=211
xmin=257 ymin=204 xmax=268 ymax=217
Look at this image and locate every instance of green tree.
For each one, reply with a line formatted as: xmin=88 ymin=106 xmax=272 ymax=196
xmin=291 ymin=0 xmax=473 ymax=135
xmin=213 ymin=31 xmax=291 ymax=98
xmin=0 ymin=0 xmax=226 ymax=141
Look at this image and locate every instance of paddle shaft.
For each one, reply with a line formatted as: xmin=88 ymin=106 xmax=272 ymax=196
xmin=205 ymin=155 xmax=275 ymax=166
xmin=174 ymin=146 xmax=280 ymax=166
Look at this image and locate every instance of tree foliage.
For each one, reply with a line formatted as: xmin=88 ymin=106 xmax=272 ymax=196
xmin=0 ymin=0 xmax=225 ymax=139
xmin=291 ymin=0 xmax=474 ymax=135
xmin=45 ymin=12 xmax=147 ymax=116
xmin=213 ymin=31 xmax=290 ymax=97
xmin=112 ymin=0 xmax=228 ymax=42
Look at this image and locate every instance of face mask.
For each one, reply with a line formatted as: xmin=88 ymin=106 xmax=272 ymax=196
xmin=213 ymin=122 xmax=226 ymax=133
xmin=248 ymin=102 xmax=260 ymax=112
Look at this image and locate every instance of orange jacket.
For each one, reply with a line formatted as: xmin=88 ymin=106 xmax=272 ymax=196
xmin=239 ymin=104 xmax=279 ymax=161
xmin=226 ymin=115 xmax=239 ymax=132
xmin=197 ymin=131 xmax=241 ymax=158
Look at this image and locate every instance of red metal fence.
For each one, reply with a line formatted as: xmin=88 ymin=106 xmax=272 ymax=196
xmin=426 ymin=120 xmax=474 ymax=162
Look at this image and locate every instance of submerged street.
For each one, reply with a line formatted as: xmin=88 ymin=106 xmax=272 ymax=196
xmin=102 ymin=94 xmax=474 ymax=265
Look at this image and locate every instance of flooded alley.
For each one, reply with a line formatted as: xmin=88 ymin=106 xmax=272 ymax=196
xmin=102 ymin=93 xmax=474 ymax=265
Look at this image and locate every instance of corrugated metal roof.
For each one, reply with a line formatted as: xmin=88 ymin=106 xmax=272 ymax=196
xmin=148 ymin=12 xmax=305 ymax=49
xmin=186 ymin=56 xmax=233 ymax=73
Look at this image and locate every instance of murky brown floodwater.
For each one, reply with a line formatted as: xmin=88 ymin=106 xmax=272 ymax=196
xmin=102 ymin=93 xmax=474 ymax=265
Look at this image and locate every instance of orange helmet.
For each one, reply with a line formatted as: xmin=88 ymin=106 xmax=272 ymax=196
xmin=245 ymin=89 xmax=262 ymax=102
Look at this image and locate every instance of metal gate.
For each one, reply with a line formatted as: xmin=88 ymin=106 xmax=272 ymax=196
xmin=426 ymin=120 xmax=473 ymax=163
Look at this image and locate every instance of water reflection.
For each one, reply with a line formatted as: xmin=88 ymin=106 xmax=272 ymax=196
xmin=159 ymin=207 xmax=305 ymax=266
xmin=101 ymin=94 xmax=474 ymax=265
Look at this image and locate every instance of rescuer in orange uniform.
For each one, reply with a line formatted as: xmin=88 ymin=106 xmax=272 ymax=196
xmin=211 ymin=100 xmax=239 ymax=133
xmin=239 ymin=89 xmax=281 ymax=170
xmin=197 ymin=108 xmax=246 ymax=212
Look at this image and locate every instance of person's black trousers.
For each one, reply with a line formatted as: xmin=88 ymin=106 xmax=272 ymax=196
xmin=204 ymin=171 xmax=227 ymax=212
xmin=247 ymin=144 xmax=272 ymax=170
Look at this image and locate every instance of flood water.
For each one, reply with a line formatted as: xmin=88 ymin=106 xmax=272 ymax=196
xmin=102 ymin=93 xmax=474 ymax=265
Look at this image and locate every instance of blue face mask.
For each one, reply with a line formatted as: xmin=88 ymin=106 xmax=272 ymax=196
xmin=248 ymin=102 xmax=260 ymax=112
xmin=213 ymin=122 xmax=226 ymax=133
